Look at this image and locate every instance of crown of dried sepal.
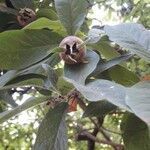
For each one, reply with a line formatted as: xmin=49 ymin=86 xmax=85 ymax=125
xmin=17 ymin=8 xmax=36 ymax=27
xmin=59 ymin=36 xmax=87 ymax=64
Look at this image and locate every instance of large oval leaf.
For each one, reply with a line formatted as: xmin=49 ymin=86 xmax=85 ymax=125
xmin=73 ymin=79 xmax=150 ymax=125
xmin=0 ymin=29 xmax=62 ymax=69
xmin=121 ymin=113 xmax=150 ymax=150
xmin=24 ymin=18 xmax=67 ymax=36
xmin=108 ymin=65 xmax=140 ymax=86
xmin=0 ymin=54 xmax=60 ymax=93
xmin=92 ymin=53 xmax=133 ymax=77
xmin=33 ymin=102 xmax=68 ymax=150
xmin=88 ymin=36 xmax=121 ymax=60
xmin=64 ymin=50 xmax=99 ymax=85
xmin=126 ymin=81 xmax=150 ymax=125
xmin=0 ymin=63 xmax=58 ymax=94
xmin=104 ymin=23 xmax=150 ymax=62
xmin=83 ymin=100 xmax=116 ymax=118
xmin=54 ymin=0 xmax=88 ymax=35
xmin=67 ymin=79 xmax=131 ymax=111
xmin=36 ymin=8 xmax=58 ymax=20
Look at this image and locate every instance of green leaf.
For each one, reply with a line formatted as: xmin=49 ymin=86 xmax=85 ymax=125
xmin=0 ymin=75 xmax=55 ymax=96
xmin=33 ymin=102 xmax=68 ymax=150
xmin=87 ymin=28 xmax=104 ymax=43
xmin=0 ymin=12 xmax=16 ymax=30
xmin=65 ymin=61 xmax=149 ymax=125
xmin=0 ymin=70 xmax=17 ymax=87
xmin=104 ymin=23 xmax=150 ymax=62
xmin=121 ymin=113 xmax=150 ymax=150
xmin=0 ymin=62 xmax=48 ymax=88
xmin=126 ymin=81 xmax=150 ymax=125
xmin=75 ymin=80 xmax=131 ymax=111
xmin=108 ymin=65 xmax=140 ymax=86
xmin=46 ymin=53 xmax=61 ymax=67
xmin=18 ymin=53 xmax=60 ymax=75
xmin=83 ymin=100 xmax=116 ymax=118
xmin=39 ymin=0 xmax=53 ymax=8
xmin=0 ymin=54 xmax=61 ymax=90
xmin=2 ymin=72 xmax=56 ymax=94
xmin=88 ymin=36 xmax=120 ymax=60
xmin=54 ymin=0 xmax=88 ymax=35
xmin=37 ymin=8 xmax=58 ymax=20
xmin=92 ymin=53 xmax=133 ymax=76
xmin=0 ymin=96 xmax=49 ymax=123
xmin=24 ymin=18 xmax=67 ymax=36
xmin=10 ymin=0 xmax=34 ymax=9
xmin=77 ymin=79 xmax=150 ymax=125
xmin=0 ymin=29 xmax=62 ymax=69
xmin=57 ymin=77 xmax=74 ymax=95
xmin=42 ymin=64 xmax=58 ymax=91
xmin=5 ymin=73 xmax=45 ymax=87
xmin=64 ymin=50 xmax=99 ymax=85
xmin=0 ymin=90 xmax=18 ymax=107
xmin=54 ymin=116 xmax=68 ymax=150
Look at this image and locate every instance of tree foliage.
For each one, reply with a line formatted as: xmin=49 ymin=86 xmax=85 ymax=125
xmin=0 ymin=0 xmax=149 ymax=149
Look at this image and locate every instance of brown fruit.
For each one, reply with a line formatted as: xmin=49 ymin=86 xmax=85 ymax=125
xmin=59 ymin=36 xmax=87 ymax=64
xmin=17 ymin=8 xmax=36 ymax=27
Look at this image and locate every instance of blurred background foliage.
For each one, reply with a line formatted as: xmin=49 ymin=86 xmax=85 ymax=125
xmin=0 ymin=0 xmax=149 ymax=149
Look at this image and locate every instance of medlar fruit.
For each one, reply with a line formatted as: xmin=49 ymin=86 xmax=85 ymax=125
xmin=59 ymin=36 xmax=87 ymax=64
xmin=17 ymin=8 xmax=36 ymax=27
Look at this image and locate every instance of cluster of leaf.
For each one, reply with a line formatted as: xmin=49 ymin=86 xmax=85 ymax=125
xmin=0 ymin=0 xmax=150 ymax=150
